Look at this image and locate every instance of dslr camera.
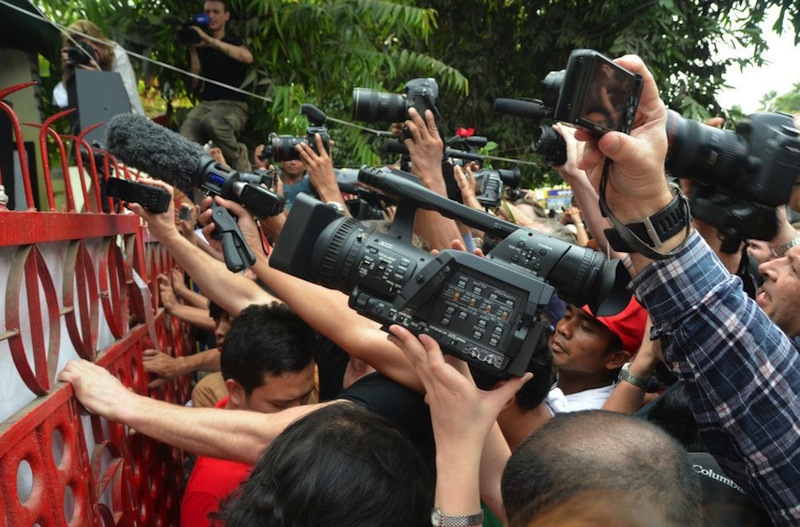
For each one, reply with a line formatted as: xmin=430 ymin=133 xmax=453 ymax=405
xmin=352 ymin=78 xmax=440 ymax=125
xmin=66 ymin=41 xmax=98 ymax=67
xmin=260 ymin=104 xmax=331 ymax=162
xmin=665 ymin=110 xmax=800 ymax=243
xmin=270 ymin=165 xmax=631 ymax=379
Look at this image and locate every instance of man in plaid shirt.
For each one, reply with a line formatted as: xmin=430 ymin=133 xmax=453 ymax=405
xmin=576 ymin=55 xmax=800 ymax=526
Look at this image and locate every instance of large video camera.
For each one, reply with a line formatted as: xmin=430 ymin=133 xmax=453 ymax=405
xmin=352 ymin=78 xmax=440 ymax=127
xmin=260 ymin=104 xmax=331 ymax=162
xmin=665 ymin=110 xmax=800 ymax=243
xmin=165 ymin=14 xmax=211 ymax=46
xmin=270 ymin=166 xmax=631 ymax=379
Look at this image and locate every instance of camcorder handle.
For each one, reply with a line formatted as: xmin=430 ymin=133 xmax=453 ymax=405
xmin=209 ymin=201 xmax=256 ymax=273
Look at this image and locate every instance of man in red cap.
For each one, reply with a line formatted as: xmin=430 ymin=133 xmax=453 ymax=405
xmin=544 ymin=296 xmax=647 ymax=414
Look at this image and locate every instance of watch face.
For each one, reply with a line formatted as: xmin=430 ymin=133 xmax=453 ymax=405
xmin=431 ymin=507 xmax=443 ymax=526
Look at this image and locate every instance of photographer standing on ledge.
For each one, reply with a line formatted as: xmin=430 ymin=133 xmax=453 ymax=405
xmin=179 ymin=0 xmax=253 ymax=172
xmin=52 ymin=19 xmax=144 ymax=116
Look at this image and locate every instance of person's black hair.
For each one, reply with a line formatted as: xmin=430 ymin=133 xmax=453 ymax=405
xmin=502 ymin=410 xmax=702 ymax=527
xmin=220 ymin=302 xmax=317 ymax=394
xmin=215 ymin=403 xmax=434 ymax=527
xmin=636 ymin=381 xmax=706 ymax=452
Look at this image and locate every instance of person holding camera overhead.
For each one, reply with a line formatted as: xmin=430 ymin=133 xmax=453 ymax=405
xmin=52 ymin=19 xmax=144 ymax=116
xmin=179 ymin=0 xmax=253 ymax=173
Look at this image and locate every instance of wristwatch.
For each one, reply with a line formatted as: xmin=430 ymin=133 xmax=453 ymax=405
xmin=604 ymin=191 xmax=688 ymax=253
xmin=325 ymin=201 xmax=346 ymax=215
xmin=770 ymin=236 xmax=800 ymax=257
xmin=430 ymin=507 xmax=484 ymax=527
xmin=618 ymin=362 xmax=649 ymax=390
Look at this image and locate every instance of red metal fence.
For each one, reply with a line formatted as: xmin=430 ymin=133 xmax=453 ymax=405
xmin=1 ymin=82 xmax=192 ymax=527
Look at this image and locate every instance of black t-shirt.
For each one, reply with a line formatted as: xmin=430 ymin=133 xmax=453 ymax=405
xmin=340 ymin=372 xmax=435 ymax=470
xmin=315 ymin=337 xmax=435 ymax=468
xmin=196 ymin=35 xmax=248 ymax=102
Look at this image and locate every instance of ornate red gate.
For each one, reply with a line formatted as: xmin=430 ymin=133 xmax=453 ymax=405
xmin=1 ymin=82 xmax=192 ymax=527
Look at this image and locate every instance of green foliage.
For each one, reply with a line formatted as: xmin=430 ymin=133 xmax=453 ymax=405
xmin=32 ymin=0 xmax=800 ymax=184
xmin=760 ymin=82 xmax=800 ymax=113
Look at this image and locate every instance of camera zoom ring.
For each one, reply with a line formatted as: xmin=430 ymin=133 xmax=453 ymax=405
xmin=316 ymin=217 xmax=360 ymax=291
xmin=567 ymin=249 xmax=595 ymax=306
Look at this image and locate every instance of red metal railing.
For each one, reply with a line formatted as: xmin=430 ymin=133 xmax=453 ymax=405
xmin=1 ymin=82 xmax=192 ymax=527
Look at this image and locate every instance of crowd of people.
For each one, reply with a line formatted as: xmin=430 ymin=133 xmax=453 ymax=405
xmin=49 ymin=1 xmax=800 ymax=526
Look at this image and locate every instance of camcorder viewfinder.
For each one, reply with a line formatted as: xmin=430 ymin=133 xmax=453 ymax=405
xmin=270 ymin=166 xmax=632 ymax=379
xmin=542 ymin=49 xmax=643 ymax=135
xmin=105 ymin=178 xmax=171 ymax=213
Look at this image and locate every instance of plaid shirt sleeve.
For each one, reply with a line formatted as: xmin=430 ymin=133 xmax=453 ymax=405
xmin=631 ymin=231 xmax=800 ymax=526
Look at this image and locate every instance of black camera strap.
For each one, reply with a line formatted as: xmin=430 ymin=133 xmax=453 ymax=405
xmin=598 ymin=158 xmax=692 ymax=260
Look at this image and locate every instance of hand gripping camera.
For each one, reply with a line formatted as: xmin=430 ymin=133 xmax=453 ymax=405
xmin=270 ymin=166 xmax=632 ymax=379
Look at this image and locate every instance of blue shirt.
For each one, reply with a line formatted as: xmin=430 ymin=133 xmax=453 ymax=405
xmin=632 ymin=231 xmax=800 ymax=525
xmin=282 ymin=175 xmax=317 ymax=210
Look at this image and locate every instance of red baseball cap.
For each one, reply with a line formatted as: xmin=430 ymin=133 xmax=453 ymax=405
xmin=582 ymin=296 xmax=647 ymax=353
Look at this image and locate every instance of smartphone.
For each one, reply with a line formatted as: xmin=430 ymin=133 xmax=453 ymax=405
xmin=105 ymin=178 xmax=171 ymax=213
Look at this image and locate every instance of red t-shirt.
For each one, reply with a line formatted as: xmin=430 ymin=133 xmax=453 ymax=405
xmin=180 ymin=397 xmax=253 ymax=527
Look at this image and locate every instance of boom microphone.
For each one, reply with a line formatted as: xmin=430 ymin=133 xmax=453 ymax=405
xmin=106 ymin=113 xmax=204 ymax=192
xmin=106 ymin=113 xmax=284 ymax=218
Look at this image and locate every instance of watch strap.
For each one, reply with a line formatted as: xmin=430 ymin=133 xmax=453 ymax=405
xmin=770 ymin=236 xmax=800 ymax=257
xmin=618 ymin=363 xmax=649 ymax=390
xmin=604 ymin=190 xmax=688 ymax=254
xmin=431 ymin=507 xmax=484 ymax=527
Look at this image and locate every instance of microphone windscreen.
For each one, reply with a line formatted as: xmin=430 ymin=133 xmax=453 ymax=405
xmin=493 ymin=98 xmax=547 ymax=120
xmin=105 ymin=113 xmax=203 ymax=191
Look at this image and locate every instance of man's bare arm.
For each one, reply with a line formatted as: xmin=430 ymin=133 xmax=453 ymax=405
xmin=58 ymin=359 xmax=342 ymax=464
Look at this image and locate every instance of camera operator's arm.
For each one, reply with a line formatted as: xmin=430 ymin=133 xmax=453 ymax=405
xmin=142 ymin=348 xmax=221 ymax=389
xmin=576 ymin=54 xmax=800 ymax=525
xmin=404 ymin=108 xmax=462 ymax=250
xmin=191 ymin=26 xmax=253 ymax=64
xmin=58 ymin=358 xmax=343 ymax=464
xmin=168 ymin=268 xmax=209 ymax=309
xmin=199 ymin=194 xmax=424 ymax=392
xmin=560 ymin=206 xmax=590 ymax=247
xmin=127 ymin=180 xmax=277 ymax=317
xmin=553 ymin=123 xmax=621 ymax=257
xmin=297 ymin=135 xmax=350 ymax=216
xmin=389 ymin=326 xmax=531 ymax=526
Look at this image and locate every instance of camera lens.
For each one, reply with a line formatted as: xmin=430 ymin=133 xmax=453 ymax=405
xmin=268 ymin=135 xmax=305 ymax=162
xmin=665 ymin=110 xmax=746 ymax=190
xmin=352 ymin=88 xmax=409 ymax=123
xmin=541 ymin=69 xmax=565 ymax=110
xmin=532 ymin=126 xmax=567 ymax=166
xmin=497 ymin=167 xmax=521 ymax=188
